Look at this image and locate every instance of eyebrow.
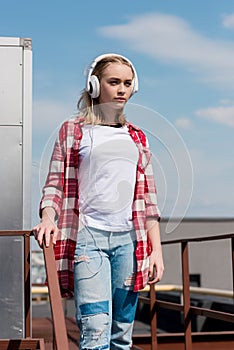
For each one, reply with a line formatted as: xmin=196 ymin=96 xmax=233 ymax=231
xmin=108 ymin=77 xmax=133 ymax=82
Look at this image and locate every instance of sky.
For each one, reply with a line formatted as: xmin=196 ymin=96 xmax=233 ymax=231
xmin=1 ymin=0 xmax=234 ymax=228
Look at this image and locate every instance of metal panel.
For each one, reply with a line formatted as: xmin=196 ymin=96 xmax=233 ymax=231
xmin=0 ymin=46 xmax=22 ymax=125
xmin=0 ymin=126 xmax=23 ymax=229
xmin=0 ymin=37 xmax=21 ymax=46
xmin=0 ymin=37 xmax=32 ymax=229
xmin=0 ymin=236 xmax=24 ymax=338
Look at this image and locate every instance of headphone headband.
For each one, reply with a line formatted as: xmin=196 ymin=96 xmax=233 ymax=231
xmin=85 ymin=53 xmax=138 ymax=99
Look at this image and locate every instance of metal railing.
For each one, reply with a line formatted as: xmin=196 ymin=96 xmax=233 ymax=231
xmin=1 ymin=230 xmax=234 ymax=349
xmin=133 ymin=232 xmax=234 ymax=350
xmin=0 ymin=231 xmax=69 ymax=350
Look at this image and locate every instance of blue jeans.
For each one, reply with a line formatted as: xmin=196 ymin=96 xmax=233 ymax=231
xmin=74 ymin=226 xmax=138 ymax=350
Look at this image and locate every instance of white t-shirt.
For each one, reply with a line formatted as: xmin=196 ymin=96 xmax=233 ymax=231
xmin=78 ymin=124 xmax=139 ymax=231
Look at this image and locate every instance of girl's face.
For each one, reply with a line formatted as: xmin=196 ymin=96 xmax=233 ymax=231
xmin=98 ymin=63 xmax=133 ymax=109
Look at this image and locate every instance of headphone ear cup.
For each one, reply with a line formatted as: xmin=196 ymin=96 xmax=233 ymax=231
xmin=89 ymin=75 xmax=100 ymax=99
xmin=131 ymin=75 xmax=138 ymax=96
xmin=130 ymin=79 xmax=136 ymax=97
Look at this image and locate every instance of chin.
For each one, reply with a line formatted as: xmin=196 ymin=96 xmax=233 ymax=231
xmin=112 ymin=101 xmax=126 ymax=109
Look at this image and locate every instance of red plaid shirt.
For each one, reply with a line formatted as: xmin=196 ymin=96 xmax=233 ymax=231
xmin=40 ymin=117 xmax=160 ymax=297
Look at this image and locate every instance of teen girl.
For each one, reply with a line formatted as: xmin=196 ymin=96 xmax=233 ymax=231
xmin=33 ymin=53 xmax=164 ymax=350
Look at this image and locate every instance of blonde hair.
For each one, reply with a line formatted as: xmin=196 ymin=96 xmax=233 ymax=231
xmin=77 ymin=55 xmax=135 ymax=125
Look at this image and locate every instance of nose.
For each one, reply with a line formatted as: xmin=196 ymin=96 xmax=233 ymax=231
xmin=117 ymin=82 xmax=126 ymax=94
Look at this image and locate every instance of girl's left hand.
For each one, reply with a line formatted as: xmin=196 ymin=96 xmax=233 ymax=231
xmin=148 ymin=249 xmax=164 ymax=284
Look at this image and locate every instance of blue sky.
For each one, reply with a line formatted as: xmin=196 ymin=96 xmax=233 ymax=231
xmin=1 ymin=0 xmax=234 ymax=226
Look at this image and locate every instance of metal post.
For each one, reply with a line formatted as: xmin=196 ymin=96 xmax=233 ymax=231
xmin=43 ymin=238 xmax=69 ymax=350
xmin=231 ymin=237 xmax=234 ymax=300
xmin=181 ymin=242 xmax=192 ymax=350
xmin=24 ymin=231 xmax=31 ymax=337
xmin=150 ymin=283 xmax=158 ymax=350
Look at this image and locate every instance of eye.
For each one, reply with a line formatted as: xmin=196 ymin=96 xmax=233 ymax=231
xmin=125 ymin=81 xmax=132 ymax=87
xmin=109 ymin=79 xmax=118 ymax=85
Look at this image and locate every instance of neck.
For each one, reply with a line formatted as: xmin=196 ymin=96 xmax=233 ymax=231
xmin=99 ymin=103 xmax=123 ymax=123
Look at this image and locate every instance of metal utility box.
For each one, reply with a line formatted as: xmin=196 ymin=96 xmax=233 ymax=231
xmin=0 ymin=37 xmax=32 ymax=338
xmin=0 ymin=37 xmax=32 ymax=230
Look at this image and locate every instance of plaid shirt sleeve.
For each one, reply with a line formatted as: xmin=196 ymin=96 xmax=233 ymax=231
xmin=39 ymin=118 xmax=81 ymax=298
xmin=144 ymin=141 xmax=161 ymax=220
xmin=128 ymin=123 xmax=161 ymax=291
xmin=39 ymin=124 xmax=66 ymax=219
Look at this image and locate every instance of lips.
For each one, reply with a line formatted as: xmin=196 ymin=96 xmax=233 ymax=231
xmin=114 ymin=98 xmax=126 ymax=102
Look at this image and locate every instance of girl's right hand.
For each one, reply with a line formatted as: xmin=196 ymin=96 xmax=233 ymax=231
xmin=32 ymin=207 xmax=59 ymax=248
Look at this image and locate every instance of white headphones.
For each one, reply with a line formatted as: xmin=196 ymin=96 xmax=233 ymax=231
xmin=85 ymin=53 xmax=139 ymax=99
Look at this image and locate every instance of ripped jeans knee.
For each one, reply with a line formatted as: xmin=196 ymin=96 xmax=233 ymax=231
xmin=77 ymin=301 xmax=110 ymax=350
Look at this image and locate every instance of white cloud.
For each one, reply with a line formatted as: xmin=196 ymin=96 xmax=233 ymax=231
xmin=175 ymin=118 xmax=193 ymax=129
xmin=195 ymin=105 xmax=234 ymax=127
xmin=222 ymin=13 xmax=234 ymax=29
xmin=98 ymin=13 xmax=234 ymax=89
xmin=219 ymin=98 xmax=234 ymax=105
